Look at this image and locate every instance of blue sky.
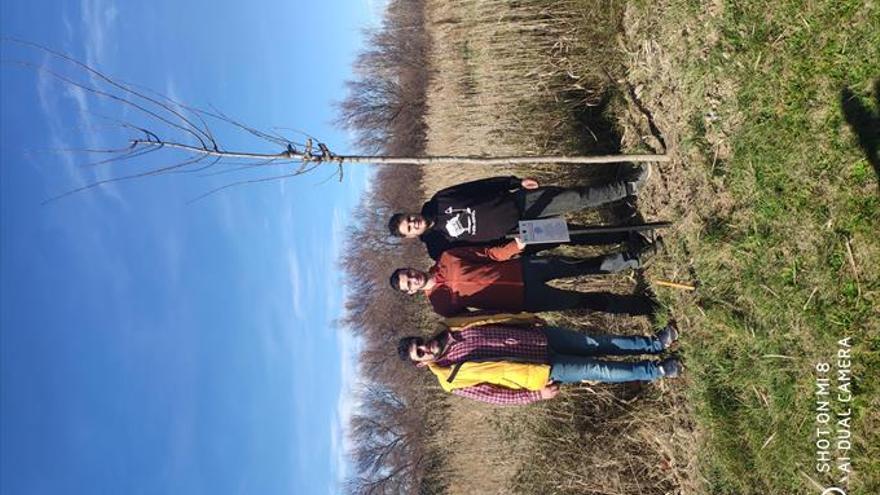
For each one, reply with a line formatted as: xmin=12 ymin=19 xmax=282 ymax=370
xmin=1 ymin=0 xmax=379 ymax=493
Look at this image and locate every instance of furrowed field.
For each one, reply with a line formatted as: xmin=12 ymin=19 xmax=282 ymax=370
xmin=419 ymin=0 xmax=878 ymax=494
xmin=341 ymin=0 xmax=879 ymax=494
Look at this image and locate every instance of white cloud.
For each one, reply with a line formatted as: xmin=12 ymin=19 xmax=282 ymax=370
xmin=325 ymin=206 xmax=348 ymax=311
xmin=158 ymin=232 xmax=184 ymax=289
xmin=64 ymin=81 xmax=90 ymax=115
xmin=36 ymin=67 xmax=77 ymax=174
xmin=34 ymin=59 xmax=125 ymax=205
xmin=163 ymin=75 xmax=205 ymax=147
xmin=29 ymin=73 xmax=134 ymax=332
xmin=62 ymin=11 xmax=75 ymax=41
xmin=287 ymin=249 xmax=304 ymax=319
xmin=214 ymin=192 xmax=239 ymax=235
xmin=164 ymin=76 xmax=181 ymax=105
xmin=80 ymin=0 xmax=118 ymax=71
xmin=330 ymin=327 xmax=362 ymax=487
xmin=31 ymin=0 xmax=132 ymax=206
xmin=278 ymin=176 xmax=288 ymax=196
xmin=330 ymin=205 xmax=345 ymax=259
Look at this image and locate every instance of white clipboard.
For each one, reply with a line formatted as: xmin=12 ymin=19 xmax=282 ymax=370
xmin=518 ymin=217 xmax=570 ymax=244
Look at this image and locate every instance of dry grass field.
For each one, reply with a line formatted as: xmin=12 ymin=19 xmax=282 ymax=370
xmin=411 ymin=0 xmax=879 ymax=494
xmin=416 ymin=1 xmax=699 ymax=494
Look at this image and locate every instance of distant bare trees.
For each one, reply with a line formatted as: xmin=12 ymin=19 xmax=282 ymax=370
xmin=345 ymin=385 xmax=427 ymax=495
xmin=339 ymin=165 xmax=445 ymax=494
xmin=336 ymin=3 xmax=439 ymax=492
xmin=337 ymin=0 xmax=430 ymax=156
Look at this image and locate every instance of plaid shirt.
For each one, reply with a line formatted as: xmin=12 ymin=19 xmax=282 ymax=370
xmin=434 ymin=325 xmax=549 ymax=406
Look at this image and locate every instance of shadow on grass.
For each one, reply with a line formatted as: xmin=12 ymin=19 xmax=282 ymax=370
xmin=841 ymin=80 xmax=880 ymax=191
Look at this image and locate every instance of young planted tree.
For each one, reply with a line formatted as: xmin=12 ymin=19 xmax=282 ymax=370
xmin=4 ymin=38 xmax=667 ymax=205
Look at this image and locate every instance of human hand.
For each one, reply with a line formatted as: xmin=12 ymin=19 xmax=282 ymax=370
xmin=538 ymin=381 xmax=560 ymax=400
xmin=513 ymin=236 xmax=527 ymax=250
xmin=520 ymin=178 xmax=539 ymax=189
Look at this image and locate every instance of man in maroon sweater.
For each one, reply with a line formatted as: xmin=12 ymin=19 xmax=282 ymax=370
xmin=389 ymin=238 xmax=656 ymax=317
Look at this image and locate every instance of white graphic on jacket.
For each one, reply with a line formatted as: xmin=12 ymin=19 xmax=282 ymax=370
xmin=443 ymin=207 xmax=476 ymax=238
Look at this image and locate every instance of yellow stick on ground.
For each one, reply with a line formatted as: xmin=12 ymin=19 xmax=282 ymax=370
xmin=652 ymin=279 xmax=696 ymax=291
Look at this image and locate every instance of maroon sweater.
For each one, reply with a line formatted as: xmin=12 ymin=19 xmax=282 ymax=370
xmin=425 ymin=241 xmax=524 ymax=317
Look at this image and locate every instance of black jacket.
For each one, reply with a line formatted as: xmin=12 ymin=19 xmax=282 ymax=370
xmin=419 ymin=176 xmax=523 ymax=259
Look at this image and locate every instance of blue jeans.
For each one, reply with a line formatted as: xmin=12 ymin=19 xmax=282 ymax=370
xmin=544 ymin=326 xmax=663 ymax=383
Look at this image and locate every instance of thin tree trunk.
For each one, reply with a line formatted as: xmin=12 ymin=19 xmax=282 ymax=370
xmin=331 ymin=153 xmax=669 ymax=165
xmin=133 ymin=140 xmax=669 ymax=165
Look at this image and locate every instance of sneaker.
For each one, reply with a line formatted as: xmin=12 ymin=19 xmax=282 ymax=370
xmin=625 ymin=163 xmax=653 ymax=195
xmin=659 ymin=357 xmax=682 ymax=378
xmin=634 ymin=235 xmax=664 ymax=267
xmin=656 ymin=323 xmax=679 ymax=350
xmin=630 ymin=230 xmax=651 ymax=247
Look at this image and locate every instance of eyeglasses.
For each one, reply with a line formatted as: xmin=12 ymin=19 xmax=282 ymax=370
xmin=412 ymin=339 xmax=427 ymax=359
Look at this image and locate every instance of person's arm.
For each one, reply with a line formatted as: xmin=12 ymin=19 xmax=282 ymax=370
xmin=451 ymin=383 xmax=543 ymax=406
xmin=520 ymin=177 xmax=540 ymax=189
xmin=483 ymin=238 xmax=525 ymax=261
xmin=447 ymin=239 xmax=524 ymax=263
xmin=432 ymin=176 xmax=522 ymax=199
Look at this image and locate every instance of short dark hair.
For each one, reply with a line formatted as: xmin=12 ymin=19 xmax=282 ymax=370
xmin=397 ymin=337 xmax=419 ymax=362
xmin=388 ymin=213 xmax=406 ymax=237
xmin=389 ymin=268 xmax=406 ymax=292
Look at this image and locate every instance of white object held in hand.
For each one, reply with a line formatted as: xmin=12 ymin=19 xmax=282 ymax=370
xmin=518 ymin=217 xmax=570 ymax=245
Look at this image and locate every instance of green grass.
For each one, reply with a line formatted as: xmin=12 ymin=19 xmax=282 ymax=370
xmin=635 ymin=0 xmax=880 ymax=492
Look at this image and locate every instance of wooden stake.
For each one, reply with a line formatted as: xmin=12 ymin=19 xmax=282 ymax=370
xmin=652 ymin=279 xmax=696 ymax=291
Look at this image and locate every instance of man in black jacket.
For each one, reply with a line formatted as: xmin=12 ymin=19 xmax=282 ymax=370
xmin=388 ymin=166 xmax=651 ymax=260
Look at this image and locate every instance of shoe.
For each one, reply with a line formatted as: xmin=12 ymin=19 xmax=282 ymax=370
xmin=632 ymin=235 xmax=664 ymax=267
xmin=659 ymin=357 xmax=682 ymax=378
xmin=625 ymin=163 xmax=652 ymax=195
xmin=656 ymin=324 xmax=679 ymax=349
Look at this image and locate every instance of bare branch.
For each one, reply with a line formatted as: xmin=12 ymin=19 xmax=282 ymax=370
xmin=196 ymin=158 xmax=288 ymax=178
xmin=5 ymin=59 xmax=209 ymax=150
xmin=186 ymin=168 xmax=320 ymax=204
xmin=204 ymin=103 xmax=293 ymax=148
xmin=42 ymin=150 xmax=208 ymax=204
xmin=5 ymin=37 xmax=215 ymax=149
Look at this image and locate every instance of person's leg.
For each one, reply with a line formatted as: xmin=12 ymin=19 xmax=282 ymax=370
xmin=549 ymin=355 xmax=662 ymax=383
xmin=521 ymin=243 xmax=562 ymax=256
xmin=522 ymin=283 xmax=593 ymax=312
xmin=566 ymin=227 xmax=633 ymax=246
xmin=522 ymin=285 xmax=656 ymax=315
xmin=543 ymin=325 xmax=664 ymax=355
xmin=597 ymin=293 xmax=657 ymax=315
xmin=521 ymin=182 xmax=630 ymax=218
xmin=521 ymin=254 xmax=639 ymax=283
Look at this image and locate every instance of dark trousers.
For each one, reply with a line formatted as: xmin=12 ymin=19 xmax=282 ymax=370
xmin=521 ymin=227 xmax=639 ymax=256
xmin=520 ymin=183 xmax=629 ymax=218
xmin=521 ymin=256 xmax=655 ymax=315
